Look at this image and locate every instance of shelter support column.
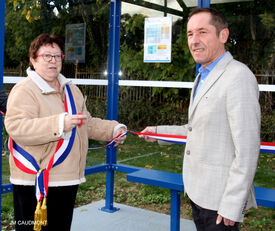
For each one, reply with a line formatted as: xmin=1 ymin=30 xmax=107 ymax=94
xmin=101 ymin=0 xmax=121 ymax=213
xmin=0 ymin=0 xmax=5 ymax=229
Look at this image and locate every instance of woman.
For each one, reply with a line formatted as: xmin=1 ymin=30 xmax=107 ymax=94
xmin=5 ymin=33 xmax=126 ymax=231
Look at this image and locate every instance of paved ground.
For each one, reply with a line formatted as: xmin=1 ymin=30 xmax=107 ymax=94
xmin=71 ymin=200 xmax=196 ymax=231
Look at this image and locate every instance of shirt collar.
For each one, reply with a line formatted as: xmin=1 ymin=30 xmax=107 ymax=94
xmin=27 ymin=67 xmax=70 ymax=94
xmin=199 ymin=51 xmax=228 ymax=74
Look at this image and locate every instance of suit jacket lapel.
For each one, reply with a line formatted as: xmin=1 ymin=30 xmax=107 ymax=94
xmin=188 ymin=52 xmax=234 ymax=120
xmin=189 ymin=72 xmax=201 ymax=106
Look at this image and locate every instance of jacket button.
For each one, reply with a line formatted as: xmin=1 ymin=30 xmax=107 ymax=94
xmin=188 ymin=127 xmax=192 ymax=132
xmin=186 ymin=150 xmax=190 ymax=155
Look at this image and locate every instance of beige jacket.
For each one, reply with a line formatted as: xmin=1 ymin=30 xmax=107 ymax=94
xmin=5 ymin=68 xmax=120 ymax=186
xmin=157 ymin=52 xmax=260 ymax=222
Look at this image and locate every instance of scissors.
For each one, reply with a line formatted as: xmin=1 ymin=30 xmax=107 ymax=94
xmin=77 ymin=95 xmax=87 ymax=127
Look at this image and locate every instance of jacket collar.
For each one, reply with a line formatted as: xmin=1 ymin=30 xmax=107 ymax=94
xmin=27 ymin=67 xmax=70 ymax=94
xmin=188 ymin=52 xmax=233 ymax=119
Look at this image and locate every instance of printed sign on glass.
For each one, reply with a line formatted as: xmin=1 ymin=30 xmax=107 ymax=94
xmin=144 ymin=17 xmax=172 ymax=63
xmin=65 ymin=23 xmax=86 ymax=63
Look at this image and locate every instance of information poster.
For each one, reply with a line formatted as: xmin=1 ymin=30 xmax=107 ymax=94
xmin=144 ymin=17 xmax=172 ymax=63
xmin=65 ymin=23 xmax=86 ymax=63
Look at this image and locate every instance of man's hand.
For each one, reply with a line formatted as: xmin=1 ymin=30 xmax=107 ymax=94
xmin=138 ymin=126 xmax=157 ymax=142
xmin=64 ymin=114 xmax=87 ymax=132
xmin=216 ymin=214 xmax=236 ymax=226
xmin=114 ymin=127 xmax=127 ymax=147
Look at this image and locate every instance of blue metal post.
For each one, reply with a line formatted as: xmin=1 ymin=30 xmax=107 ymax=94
xmin=170 ymin=190 xmax=181 ymax=231
xmin=198 ymin=0 xmax=210 ymax=8
xmin=195 ymin=0 xmax=210 ymax=74
xmin=0 ymin=0 xmax=5 ymax=229
xmin=101 ymin=0 xmax=121 ymax=213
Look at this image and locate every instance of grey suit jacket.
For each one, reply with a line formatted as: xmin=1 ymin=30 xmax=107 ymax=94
xmin=157 ymin=52 xmax=261 ymax=222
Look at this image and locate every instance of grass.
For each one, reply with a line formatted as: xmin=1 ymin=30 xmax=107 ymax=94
xmin=1 ymin=134 xmax=275 ymax=230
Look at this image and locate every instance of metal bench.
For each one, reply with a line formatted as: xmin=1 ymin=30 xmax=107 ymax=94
xmin=127 ymin=169 xmax=184 ymax=231
xmin=126 ymin=168 xmax=275 ymax=231
xmin=254 ymin=186 xmax=275 ymax=208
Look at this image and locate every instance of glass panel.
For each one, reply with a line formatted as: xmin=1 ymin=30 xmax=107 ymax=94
xmin=4 ymin=1 xmax=273 ymax=165
xmin=2 ymin=2 xmax=274 ymax=229
xmin=3 ymin=0 xmax=111 ymax=170
xmin=182 ymin=0 xmax=252 ymax=7
xmin=122 ymin=0 xmax=183 ymax=20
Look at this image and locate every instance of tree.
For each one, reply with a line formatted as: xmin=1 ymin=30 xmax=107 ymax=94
xmin=5 ymin=0 xmax=274 ymax=79
xmin=4 ymin=0 xmax=43 ymax=71
xmin=214 ymin=0 xmax=275 ymax=71
xmin=5 ymin=0 xmax=110 ymax=73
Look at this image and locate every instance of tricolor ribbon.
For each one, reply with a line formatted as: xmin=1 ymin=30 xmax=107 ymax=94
xmin=8 ymin=85 xmax=77 ymax=230
xmin=260 ymin=142 xmax=275 ymax=154
xmin=89 ymin=130 xmax=275 ymax=154
xmin=88 ymin=131 xmax=128 ymax=150
xmin=88 ymin=131 xmax=187 ymax=150
xmin=130 ymin=131 xmax=187 ymax=144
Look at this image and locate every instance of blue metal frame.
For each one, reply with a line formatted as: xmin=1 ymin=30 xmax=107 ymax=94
xmin=0 ymin=1 xmax=5 ymax=230
xmin=198 ymin=0 xmax=210 ymax=8
xmin=100 ymin=0 xmax=211 ymax=223
xmin=1 ymin=184 xmax=13 ymax=195
xmin=0 ymin=0 xmax=5 ymax=90
xmin=170 ymin=190 xmax=181 ymax=231
xmin=101 ymin=0 xmax=122 ymax=213
xmin=85 ymin=164 xmax=109 ymax=175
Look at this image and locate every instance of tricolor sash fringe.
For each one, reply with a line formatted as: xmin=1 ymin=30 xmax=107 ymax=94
xmin=8 ymin=85 xmax=77 ymax=231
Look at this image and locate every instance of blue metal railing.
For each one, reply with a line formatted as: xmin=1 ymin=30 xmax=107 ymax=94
xmin=0 ymin=1 xmax=6 ymax=230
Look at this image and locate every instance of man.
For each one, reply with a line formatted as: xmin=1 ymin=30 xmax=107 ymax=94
xmin=139 ymin=8 xmax=260 ymax=231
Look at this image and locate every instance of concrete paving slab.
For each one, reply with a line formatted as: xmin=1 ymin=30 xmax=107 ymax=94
xmin=71 ymin=200 xmax=196 ymax=231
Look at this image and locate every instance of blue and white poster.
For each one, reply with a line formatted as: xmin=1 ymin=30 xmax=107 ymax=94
xmin=144 ymin=17 xmax=172 ymax=63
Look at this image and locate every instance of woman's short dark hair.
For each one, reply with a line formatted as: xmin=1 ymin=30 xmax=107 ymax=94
xmin=188 ymin=8 xmax=228 ymax=36
xmin=29 ymin=33 xmax=64 ymax=70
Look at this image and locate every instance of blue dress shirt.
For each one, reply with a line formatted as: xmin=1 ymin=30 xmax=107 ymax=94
xmin=193 ymin=51 xmax=228 ymax=98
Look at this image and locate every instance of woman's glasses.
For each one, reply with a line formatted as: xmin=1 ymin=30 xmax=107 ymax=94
xmin=36 ymin=53 xmax=65 ymax=62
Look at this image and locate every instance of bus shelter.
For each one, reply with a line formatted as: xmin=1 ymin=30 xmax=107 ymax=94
xmin=0 ymin=0 xmax=274 ymax=230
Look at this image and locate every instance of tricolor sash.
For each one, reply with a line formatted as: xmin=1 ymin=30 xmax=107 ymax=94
xmin=8 ymin=85 xmax=77 ymax=230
